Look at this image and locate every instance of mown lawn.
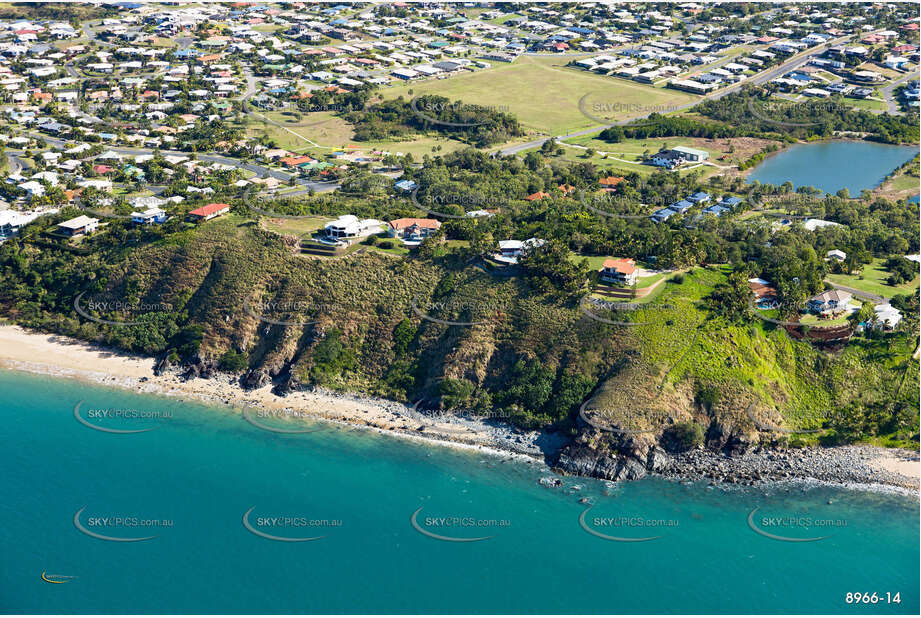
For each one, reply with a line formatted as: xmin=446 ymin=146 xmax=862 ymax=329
xmin=826 ymin=258 xmax=920 ymax=299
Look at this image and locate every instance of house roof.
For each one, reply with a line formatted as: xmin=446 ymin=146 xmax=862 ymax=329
xmin=809 ymin=289 xmax=852 ymax=304
xmin=58 ymin=215 xmax=98 ymax=229
xmin=748 ymin=279 xmax=777 ymax=299
xmin=601 ymin=257 xmax=636 ymax=275
xmin=389 ymin=217 xmax=441 ymax=231
xmin=189 ymin=203 xmax=229 ymax=217
xmin=599 ymin=176 xmax=625 ymax=187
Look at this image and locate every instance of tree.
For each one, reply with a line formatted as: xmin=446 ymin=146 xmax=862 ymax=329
xmin=849 ymin=301 xmax=875 ymax=329
xmin=707 ymin=269 xmax=751 ymax=322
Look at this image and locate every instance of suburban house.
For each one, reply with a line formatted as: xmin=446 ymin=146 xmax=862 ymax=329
xmin=188 ymin=203 xmax=230 ymax=222
xmin=131 ymin=207 xmax=167 ymax=225
xmin=651 ymin=146 xmax=709 ymax=168
xmin=322 ymin=215 xmax=384 ymax=242
xmin=651 ymin=207 xmax=677 ymax=222
xmin=686 ymin=191 xmax=710 ymax=204
xmin=0 ymin=209 xmax=51 ymax=238
xmin=807 ymin=289 xmax=853 ymax=315
xmin=598 ymin=176 xmax=625 ymax=189
xmin=826 ymin=249 xmax=847 ymax=261
xmin=496 ymin=238 xmax=545 ymax=264
xmin=57 ymin=215 xmax=98 ymax=237
xmin=387 ymin=217 xmax=441 ymax=245
xmin=599 ymin=258 xmax=638 ymax=286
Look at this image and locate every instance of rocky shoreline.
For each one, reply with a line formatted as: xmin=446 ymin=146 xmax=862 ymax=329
xmin=660 ymin=445 xmax=920 ymax=490
xmin=306 ymin=388 xmax=920 ymax=493
xmin=554 ymin=431 xmax=920 ymax=492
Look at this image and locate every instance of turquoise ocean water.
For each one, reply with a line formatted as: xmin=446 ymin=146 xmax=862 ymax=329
xmin=0 ymin=369 xmax=917 ymax=614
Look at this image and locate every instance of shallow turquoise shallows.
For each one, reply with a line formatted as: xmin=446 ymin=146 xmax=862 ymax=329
xmin=1 ymin=370 xmax=917 ymax=614
xmin=747 ymin=141 xmax=917 ymax=195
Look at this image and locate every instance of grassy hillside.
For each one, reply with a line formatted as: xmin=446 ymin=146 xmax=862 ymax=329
xmin=583 ymin=266 xmax=919 ymax=448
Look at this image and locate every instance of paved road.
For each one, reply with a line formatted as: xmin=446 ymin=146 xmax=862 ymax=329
xmin=880 ymin=70 xmax=919 ymax=114
xmin=496 ymin=33 xmax=857 ymax=156
xmin=824 ymin=279 xmax=885 ymax=303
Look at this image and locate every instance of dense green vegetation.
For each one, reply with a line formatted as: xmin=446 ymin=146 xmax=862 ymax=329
xmin=342 ymin=94 xmax=524 ymax=147
xmin=597 ymin=88 xmax=920 ymax=146
xmin=698 ymin=87 xmax=919 ymax=144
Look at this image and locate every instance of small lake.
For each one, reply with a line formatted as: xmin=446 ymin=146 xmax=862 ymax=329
xmin=747 ymin=141 xmax=918 ymax=195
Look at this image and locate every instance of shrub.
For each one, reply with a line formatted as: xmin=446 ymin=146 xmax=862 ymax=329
xmin=378 ymin=240 xmax=395 ymax=250
xmin=663 ymin=421 xmax=705 ymax=451
xmin=219 ymin=349 xmax=248 ymax=372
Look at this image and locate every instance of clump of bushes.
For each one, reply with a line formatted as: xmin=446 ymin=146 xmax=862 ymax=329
xmin=662 ymin=420 xmax=705 ymax=452
xmin=219 ymin=349 xmax=248 ymax=372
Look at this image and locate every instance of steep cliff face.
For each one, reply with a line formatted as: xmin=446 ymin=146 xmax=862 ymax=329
xmin=555 ymin=409 xmax=760 ymax=483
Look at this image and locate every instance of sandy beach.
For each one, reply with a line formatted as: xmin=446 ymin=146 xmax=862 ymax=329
xmin=1 ymin=324 xmax=918 ymax=491
xmin=0 ymin=324 xmax=557 ymax=461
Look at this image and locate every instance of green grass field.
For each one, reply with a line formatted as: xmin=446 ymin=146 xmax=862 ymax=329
xmin=826 ymin=258 xmax=920 ymax=299
xmin=888 ymin=173 xmax=920 ymax=191
xmin=378 ymin=54 xmax=698 ymax=137
xmin=843 ymin=96 xmax=887 ymax=112
xmin=241 ymin=109 xmax=471 ymax=158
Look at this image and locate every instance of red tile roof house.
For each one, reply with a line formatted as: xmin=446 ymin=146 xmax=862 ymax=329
xmin=388 ymin=218 xmax=441 ymax=245
xmin=599 ymin=258 xmax=637 ymax=286
xmin=748 ymin=277 xmax=778 ymax=309
xmin=599 ymin=176 xmax=625 ymax=189
xmin=526 ymin=191 xmax=550 ymax=201
xmin=188 ymin=203 xmax=230 ymax=222
xmin=280 ymin=156 xmax=314 ymax=167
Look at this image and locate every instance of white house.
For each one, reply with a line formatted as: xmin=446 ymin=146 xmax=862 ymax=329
xmin=807 ymin=289 xmax=853 ymax=314
xmin=872 ymin=303 xmax=902 ymax=330
xmin=130 ymin=207 xmax=166 ymax=225
xmin=322 ymin=215 xmax=383 ymax=242
xmin=826 ymin=249 xmax=847 ymax=261
xmin=57 ymin=215 xmax=98 ymax=237
xmin=496 ymin=238 xmax=545 ymax=264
